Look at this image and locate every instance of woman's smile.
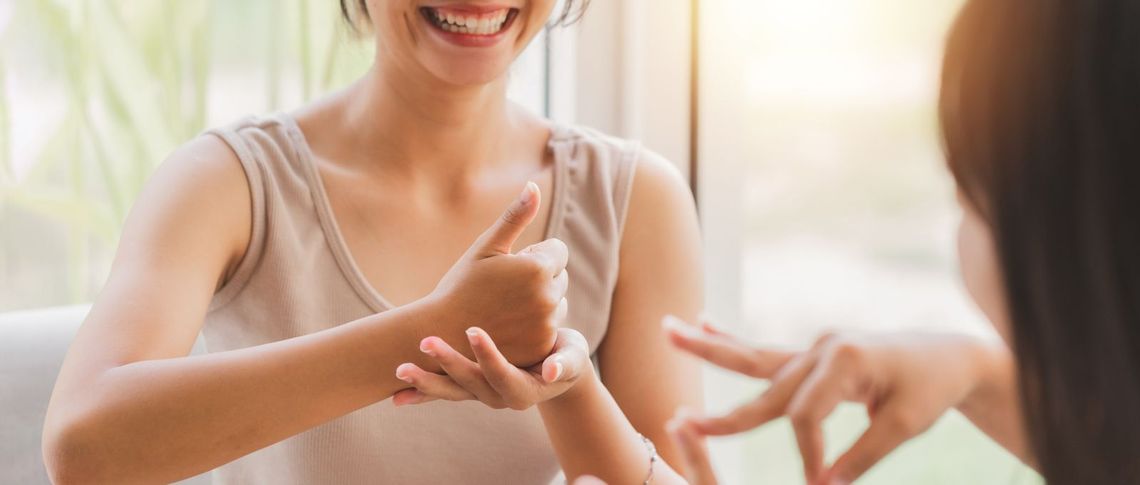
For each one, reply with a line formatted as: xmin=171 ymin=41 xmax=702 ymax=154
xmin=419 ymin=4 xmax=521 ymax=47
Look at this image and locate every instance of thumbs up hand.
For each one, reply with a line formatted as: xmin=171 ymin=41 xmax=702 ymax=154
xmin=427 ymin=182 xmax=568 ymax=368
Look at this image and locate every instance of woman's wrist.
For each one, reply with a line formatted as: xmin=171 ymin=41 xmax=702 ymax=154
xmin=369 ymin=297 xmax=449 ymax=375
xmin=957 ymin=338 xmax=1015 ymax=414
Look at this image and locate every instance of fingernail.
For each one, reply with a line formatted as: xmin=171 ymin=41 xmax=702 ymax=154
xmin=665 ymin=418 xmax=682 ymax=434
xmin=419 ymin=337 xmax=434 ymax=355
xmin=465 ymin=327 xmax=480 ymax=345
xmin=674 ymin=406 xmax=697 ymax=421
xmin=395 ymin=364 xmax=414 ymax=383
xmin=518 ymin=182 xmax=537 ymax=205
xmin=663 ymin=316 xmax=698 ymax=337
xmin=552 ymin=359 xmax=564 ymax=381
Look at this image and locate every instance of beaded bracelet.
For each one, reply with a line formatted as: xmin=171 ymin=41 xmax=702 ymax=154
xmin=638 ymin=433 xmax=658 ymax=485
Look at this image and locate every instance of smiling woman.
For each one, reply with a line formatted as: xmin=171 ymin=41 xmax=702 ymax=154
xmin=39 ymin=0 xmax=700 ymax=484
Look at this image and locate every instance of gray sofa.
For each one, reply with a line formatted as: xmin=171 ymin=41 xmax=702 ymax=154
xmin=0 ymin=305 xmax=209 ymax=484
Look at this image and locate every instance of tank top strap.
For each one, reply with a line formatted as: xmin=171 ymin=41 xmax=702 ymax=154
xmin=202 ymin=113 xmax=317 ymax=312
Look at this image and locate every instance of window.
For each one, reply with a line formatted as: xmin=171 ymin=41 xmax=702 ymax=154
xmin=694 ymin=0 xmax=1040 ymax=483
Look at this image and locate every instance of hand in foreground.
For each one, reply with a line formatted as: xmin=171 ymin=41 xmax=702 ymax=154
xmin=426 ymin=182 xmax=569 ymax=368
xmin=392 ymin=327 xmax=594 ymax=410
xmin=664 ymin=316 xmax=1001 ymax=485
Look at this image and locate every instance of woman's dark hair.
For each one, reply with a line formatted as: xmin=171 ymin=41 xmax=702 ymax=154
xmin=338 ymin=0 xmax=590 ymax=31
xmin=941 ymin=0 xmax=1140 ymax=483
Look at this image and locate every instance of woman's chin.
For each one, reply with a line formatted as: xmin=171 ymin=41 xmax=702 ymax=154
xmin=421 ymin=59 xmax=512 ymax=88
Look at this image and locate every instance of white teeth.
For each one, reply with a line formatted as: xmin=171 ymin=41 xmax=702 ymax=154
xmin=430 ymin=8 xmax=510 ymax=35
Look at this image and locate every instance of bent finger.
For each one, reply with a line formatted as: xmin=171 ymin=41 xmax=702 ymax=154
xmin=520 ymin=238 xmax=569 ymax=277
xmin=552 ymin=269 xmax=569 ymax=301
xmin=667 ymin=414 xmax=719 ymax=485
xmin=690 ymin=353 xmax=816 ymax=436
xmin=541 ymin=328 xmax=592 ymax=383
xmin=785 ymin=354 xmax=855 ymax=483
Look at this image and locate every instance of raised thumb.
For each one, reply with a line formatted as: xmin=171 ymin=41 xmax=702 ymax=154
xmin=470 ymin=182 xmax=540 ymax=257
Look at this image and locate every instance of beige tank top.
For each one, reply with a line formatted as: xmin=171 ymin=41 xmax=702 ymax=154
xmin=200 ymin=113 xmax=639 ymax=485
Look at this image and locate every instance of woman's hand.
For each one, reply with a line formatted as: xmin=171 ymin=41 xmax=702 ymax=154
xmin=391 ymin=327 xmax=594 ymax=410
xmin=425 ymin=182 xmax=569 ymax=368
xmin=664 ymin=316 xmax=1006 ymax=485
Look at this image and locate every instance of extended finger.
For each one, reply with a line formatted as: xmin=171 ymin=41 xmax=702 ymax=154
xmin=394 ymin=363 xmax=474 ymax=404
xmin=664 ymin=316 xmax=795 ymax=378
xmin=466 ymin=327 xmax=535 ymax=408
xmin=689 ymin=353 xmax=817 ymax=436
xmin=420 ymin=336 xmax=505 ymax=407
xmin=667 ymin=412 xmax=719 ymax=485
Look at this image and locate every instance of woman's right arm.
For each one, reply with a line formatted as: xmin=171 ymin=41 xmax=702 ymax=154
xmin=42 ymin=139 xmax=565 ymax=484
xmin=664 ymin=321 xmax=1031 ymax=485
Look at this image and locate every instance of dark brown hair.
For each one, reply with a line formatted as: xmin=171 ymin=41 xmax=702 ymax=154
xmin=338 ymin=0 xmax=591 ymax=31
xmin=941 ymin=0 xmax=1140 ymax=483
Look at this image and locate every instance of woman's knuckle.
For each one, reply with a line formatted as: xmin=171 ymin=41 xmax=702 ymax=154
xmin=542 ymin=291 xmax=562 ymax=311
xmin=884 ymin=410 xmax=924 ymax=436
xmin=830 ymin=341 xmax=864 ymax=365
xmin=787 ymin=405 xmax=817 ymax=428
xmin=526 ymin=256 xmax=548 ymax=277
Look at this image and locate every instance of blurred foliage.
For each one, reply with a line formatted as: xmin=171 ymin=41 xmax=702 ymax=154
xmin=0 ymin=0 xmax=373 ymax=308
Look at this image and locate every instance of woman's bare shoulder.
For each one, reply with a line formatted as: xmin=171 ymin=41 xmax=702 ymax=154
xmin=117 ymin=134 xmax=253 ymax=286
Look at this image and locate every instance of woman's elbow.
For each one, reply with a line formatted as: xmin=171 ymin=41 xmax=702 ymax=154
xmin=42 ymin=407 xmax=114 ymax=485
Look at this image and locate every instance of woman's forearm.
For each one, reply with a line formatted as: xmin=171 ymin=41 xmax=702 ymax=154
xmin=43 ymin=299 xmax=447 ymax=485
xmin=538 ymin=372 xmax=686 ymax=485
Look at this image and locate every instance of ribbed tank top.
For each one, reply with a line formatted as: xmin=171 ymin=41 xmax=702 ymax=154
xmin=200 ymin=113 xmax=639 ymax=484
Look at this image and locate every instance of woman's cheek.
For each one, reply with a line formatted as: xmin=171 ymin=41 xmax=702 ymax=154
xmin=957 ymin=207 xmax=1012 ymax=343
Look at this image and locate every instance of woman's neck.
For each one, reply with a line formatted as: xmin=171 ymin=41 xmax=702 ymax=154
xmin=339 ymin=64 xmax=519 ymax=181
